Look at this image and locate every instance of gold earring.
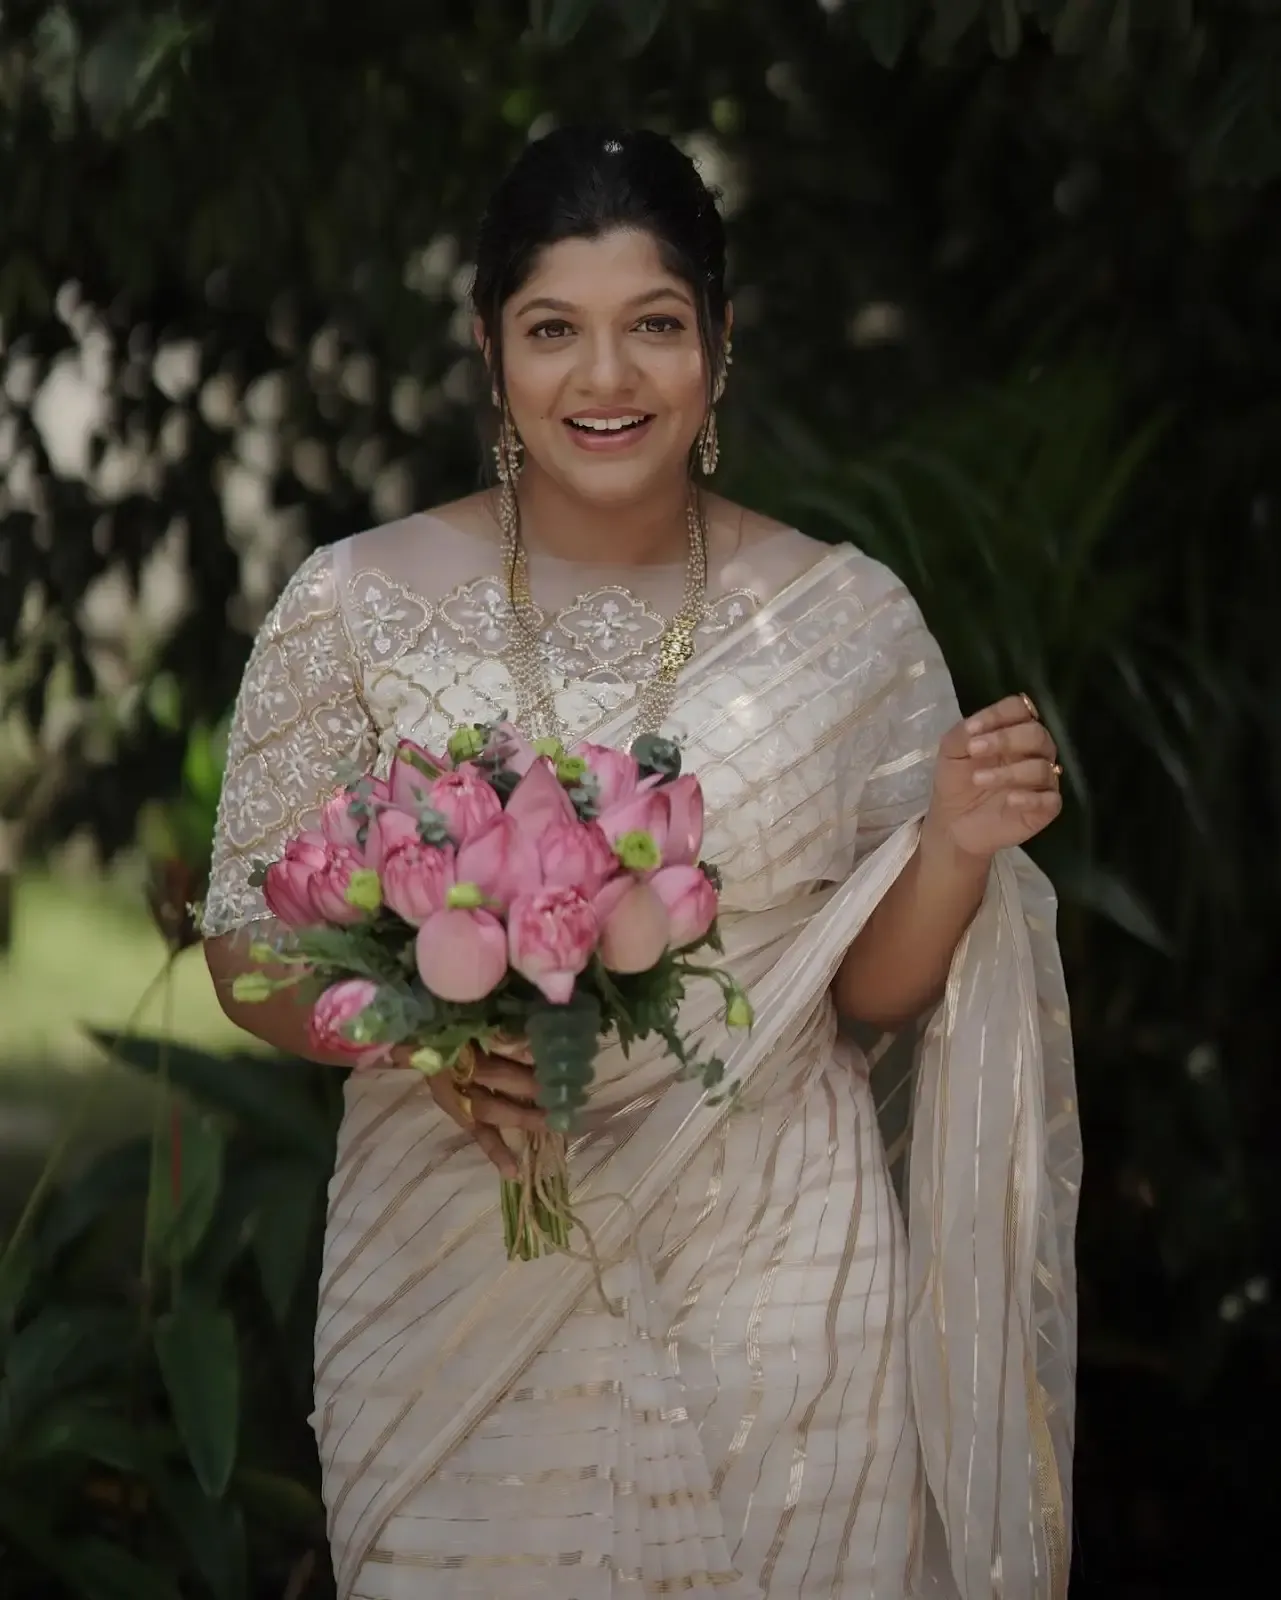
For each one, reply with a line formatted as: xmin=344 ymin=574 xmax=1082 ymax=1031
xmin=493 ymin=403 xmax=524 ymax=487
xmin=698 ymin=409 xmax=720 ymax=476
xmin=715 ymin=334 xmax=733 ymax=403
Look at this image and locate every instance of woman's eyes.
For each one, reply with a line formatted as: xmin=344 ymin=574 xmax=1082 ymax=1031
xmin=527 ymin=315 xmax=685 ymax=339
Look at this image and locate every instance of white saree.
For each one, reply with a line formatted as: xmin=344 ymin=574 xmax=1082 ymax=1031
xmin=202 ymin=513 xmax=1080 ymax=1600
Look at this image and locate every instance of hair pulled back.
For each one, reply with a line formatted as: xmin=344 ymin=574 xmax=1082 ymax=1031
xmin=472 ymin=126 xmax=728 ymax=402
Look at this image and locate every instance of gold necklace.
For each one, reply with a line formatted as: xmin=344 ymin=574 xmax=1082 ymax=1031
xmin=497 ymin=485 xmax=709 ymax=744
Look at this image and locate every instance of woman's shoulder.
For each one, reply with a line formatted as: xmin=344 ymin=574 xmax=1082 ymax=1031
xmin=709 ymin=497 xmax=914 ymax=608
xmin=328 ymin=494 xmax=495 ymax=570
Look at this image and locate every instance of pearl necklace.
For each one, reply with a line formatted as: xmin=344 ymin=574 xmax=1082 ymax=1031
xmin=497 ymin=486 xmax=709 ymax=744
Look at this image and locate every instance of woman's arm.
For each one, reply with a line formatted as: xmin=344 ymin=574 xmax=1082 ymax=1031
xmin=205 ymin=931 xmax=354 ymax=1065
xmin=833 ymin=693 xmax=1062 ymax=1029
xmin=205 ymin=931 xmax=537 ymax=1177
xmin=831 ymin=825 xmax=989 ymax=1028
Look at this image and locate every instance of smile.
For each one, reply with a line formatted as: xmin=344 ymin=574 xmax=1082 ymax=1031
xmin=562 ymin=413 xmax=657 ymax=452
xmin=565 ymin=414 xmax=653 ymax=432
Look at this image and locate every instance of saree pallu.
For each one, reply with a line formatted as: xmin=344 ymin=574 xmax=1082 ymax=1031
xmin=309 ymin=550 xmax=1080 ymax=1600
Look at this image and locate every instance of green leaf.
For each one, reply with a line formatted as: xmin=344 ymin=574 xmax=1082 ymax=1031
xmin=613 ymin=0 xmax=668 ymax=54
xmin=152 ymin=1476 xmax=249 ymax=1600
xmin=147 ymin=1102 xmax=225 ymax=1271
xmin=1 ymin=1309 xmax=136 ymax=1440
xmin=231 ymin=1464 xmax=325 ymax=1530
xmin=0 ymin=1237 xmax=35 ymax=1334
xmin=1059 ymin=862 xmax=1171 ymax=954
xmin=36 ymin=1137 xmax=152 ymax=1257
xmin=1050 ymin=0 xmax=1101 ymax=54
xmin=19 ymin=1401 xmax=152 ymax=1473
xmin=182 ymin=719 xmax=228 ymax=808
xmin=987 ymin=0 xmax=1021 ymax=56
xmin=89 ymin=1032 xmax=336 ymax=1165
xmin=64 ymin=1539 xmax=183 ymax=1600
xmin=154 ymin=1303 xmax=239 ymax=1498
xmin=249 ymin=1161 xmax=323 ymax=1325
xmin=857 ymin=0 xmax=911 ymax=68
xmin=534 ymin=0 xmax=601 ymax=47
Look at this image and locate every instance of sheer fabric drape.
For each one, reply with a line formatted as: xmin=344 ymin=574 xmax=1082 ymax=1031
xmin=203 ymin=514 xmax=1079 ymax=1599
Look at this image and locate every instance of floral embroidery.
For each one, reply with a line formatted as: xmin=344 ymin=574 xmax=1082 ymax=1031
xmin=201 ymin=549 xmax=762 ymax=938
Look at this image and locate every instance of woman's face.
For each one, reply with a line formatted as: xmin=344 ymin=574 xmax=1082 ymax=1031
xmin=489 ymin=228 xmax=717 ymax=508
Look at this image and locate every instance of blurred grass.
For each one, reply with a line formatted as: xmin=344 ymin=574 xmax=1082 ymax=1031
xmin=0 ymin=868 xmax=260 ymax=1223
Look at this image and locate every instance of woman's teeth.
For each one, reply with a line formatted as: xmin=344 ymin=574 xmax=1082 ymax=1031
xmin=566 ymin=415 xmax=651 ymax=432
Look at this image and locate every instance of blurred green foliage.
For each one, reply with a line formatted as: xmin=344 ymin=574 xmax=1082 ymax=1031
xmin=2 ymin=0 xmax=1280 ymax=1593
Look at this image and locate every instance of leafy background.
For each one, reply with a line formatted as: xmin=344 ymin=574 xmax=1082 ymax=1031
xmin=2 ymin=0 xmax=1279 ymax=1594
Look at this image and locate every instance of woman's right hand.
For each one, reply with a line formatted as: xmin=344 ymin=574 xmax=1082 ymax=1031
xmin=393 ymin=1041 xmax=545 ymax=1179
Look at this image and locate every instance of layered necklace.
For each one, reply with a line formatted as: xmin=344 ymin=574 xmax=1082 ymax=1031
xmin=497 ymin=483 xmax=709 ymax=743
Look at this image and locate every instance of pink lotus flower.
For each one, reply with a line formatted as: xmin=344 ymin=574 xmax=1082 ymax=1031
xmin=308 ymin=844 xmax=373 ymax=924
xmin=491 ymin=722 xmax=540 ymax=776
xmin=318 ymin=790 xmax=365 ymax=854
xmin=594 ymin=879 xmax=670 ymax=974
xmin=308 ymin=978 xmax=382 ymax=1061
xmin=263 ymin=833 xmax=329 ymax=927
xmin=578 ymin=743 xmax=648 ymax=811
xmin=661 ymin=775 xmax=705 ymax=866
xmin=508 ymin=887 xmax=599 ymax=1004
xmin=650 ymin=865 xmax=717 ymax=949
xmin=366 ymin=806 xmax=420 ymax=872
xmin=423 ymin=766 xmax=503 ymax=843
xmin=504 ymin=758 xmax=578 ymax=841
xmin=539 ymin=820 xmax=618 ymax=899
xmin=456 ymin=815 xmax=543 ymax=911
xmin=382 ymin=839 xmax=457 ymax=926
xmin=597 ymin=788 xmax=670 ymax=856
xmin=389 ymin=739 xmax=448 ymax=811
xmin=416 ymin=907 xmax=508 ymax=1002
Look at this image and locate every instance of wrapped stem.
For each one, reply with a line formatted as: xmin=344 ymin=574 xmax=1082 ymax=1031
xmin=501 ymin=1133 xmax=572 ymax=1260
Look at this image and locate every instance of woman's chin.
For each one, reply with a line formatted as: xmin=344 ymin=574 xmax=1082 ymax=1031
xmin=551 ymin=453 xmax=691 ymax=509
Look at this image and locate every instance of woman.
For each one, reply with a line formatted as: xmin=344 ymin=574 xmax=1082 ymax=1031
xmin=203 ymin=127 xmax=1079 ymax=1600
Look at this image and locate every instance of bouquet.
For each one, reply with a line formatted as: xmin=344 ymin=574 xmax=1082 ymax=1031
xmin=230 ymin=722 xmax=752 ymax=1260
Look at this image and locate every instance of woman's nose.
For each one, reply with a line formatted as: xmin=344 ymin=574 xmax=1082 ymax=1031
xmin=577 ymin=330 xmax=633 ymax=395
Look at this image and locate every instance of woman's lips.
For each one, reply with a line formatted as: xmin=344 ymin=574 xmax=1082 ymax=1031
xmin=562 ymin=414 xmax=656 ymax=452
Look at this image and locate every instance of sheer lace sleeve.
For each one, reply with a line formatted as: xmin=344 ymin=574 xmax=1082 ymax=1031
xmin=200 ymin=545 xmax=377 ymax=937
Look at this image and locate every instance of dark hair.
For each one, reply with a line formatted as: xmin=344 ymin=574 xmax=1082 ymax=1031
xmin=472 ymin=126 xmax=729 ymax=405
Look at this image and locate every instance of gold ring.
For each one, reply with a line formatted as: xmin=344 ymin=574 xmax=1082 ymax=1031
xmin=457 ymin=1093 xmax=473 ymax=1125
xmin=1051 ymin=762 xmax=1063 ymax=779
xmin=1019 ymin=692 xmax=1040 ymax=721
xmin=452 ymin=1044 xmax=477 ymax=1089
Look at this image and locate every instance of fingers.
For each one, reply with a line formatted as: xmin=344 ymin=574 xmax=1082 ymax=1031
xmin=471 ymin=1125 xmax=519 ymax=1179
xmin=487 ymin=1034 xmax=534 ymax=1066
xmin=972 ymin=757 xmax=1058 ymax=792
xmin=966 ymin=720 xmax=1057 ymax=765
xmin=424 ymin=1070 xmax=544 ymax=1159
xmin=471 ymin=1058 xmax=539 ymax=1102
xmin=966 ymin=693 xmax=1042 ymax=735
xmin=1005 ymin=789 xmax=1063 ymax=819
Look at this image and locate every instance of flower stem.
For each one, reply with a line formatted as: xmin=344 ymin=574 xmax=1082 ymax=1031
xmin=500 ymin=1135 xmax=572 ymax=1260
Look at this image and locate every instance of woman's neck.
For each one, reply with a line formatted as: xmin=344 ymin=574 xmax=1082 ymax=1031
xmin=510 ymin=465 xmax=693 ymax=567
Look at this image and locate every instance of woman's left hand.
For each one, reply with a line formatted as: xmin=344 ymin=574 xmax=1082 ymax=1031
xmin=925 ymin=693 xmax=1063 ymax=861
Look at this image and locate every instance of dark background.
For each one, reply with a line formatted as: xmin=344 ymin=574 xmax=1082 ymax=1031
xmin=1 ymin=2 xmax=1279 ymax=1595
